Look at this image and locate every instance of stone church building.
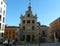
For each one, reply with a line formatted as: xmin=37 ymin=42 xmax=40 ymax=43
xmin=19 ymin=4 xmax=40 ymax=43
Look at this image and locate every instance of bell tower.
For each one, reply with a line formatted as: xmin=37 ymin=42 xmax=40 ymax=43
xmin=28 ymin=0 xmax=31 ymax=11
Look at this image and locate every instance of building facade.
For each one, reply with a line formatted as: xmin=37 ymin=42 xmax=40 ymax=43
xmin=39 ymin=25 xmax=49 ymax=43
xmin=4 ymin=26 xmax=19 ymax=41
xmin=19 ymin=5 xmax=40 ymax=43
xmin=49 ymin=17 xmax=60 ymax=42
xmin=0 ymin=0 xmax=6 ymax=42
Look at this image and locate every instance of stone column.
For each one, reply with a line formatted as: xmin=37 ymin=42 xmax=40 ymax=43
xmin=54 ymin=32 xmax=58 ymax=43
xmin=25 ymin=35 xmax=27 ymax=42
xmin=30 ymin=35 xmax=32 ymax=42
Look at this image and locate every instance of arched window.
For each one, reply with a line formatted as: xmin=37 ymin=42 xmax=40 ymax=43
xmin=28 ymin=14 xmax=30 ymax=17
xmin=27 ymin=20 xmax=30 ymax=23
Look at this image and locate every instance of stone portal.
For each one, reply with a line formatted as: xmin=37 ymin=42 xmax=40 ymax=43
xmin=26 ymin=35 xmax=31 ymax=42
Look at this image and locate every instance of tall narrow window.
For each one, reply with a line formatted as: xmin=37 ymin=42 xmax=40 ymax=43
xmin=0 ymin=23 xmax=1 ymax=29
xmin=9 ymin=31 xmax=11 ymax=34
xmin=23 ymin=26 xmax=25 ymax=30
xmin=42 ymin=31 xmax=45 ymax=35
xmin=28 ymin=14 xmax=30 ymax=17
xmin=32 ymin=20 xmax=35 ymax=23
xmin=3 ymin=17 xmax=5 ymax=22
xmin=32 ymin=26 xmax=34 ymax=30
xmin=1 ymin=33 xmax=3 ymax=37
xmin=13 ymin=34 xmax=15 ymax=39
xmin=42 ymin=31 xmax=46 ymax=37
xmin=0 ymin=15 xmax=1 ymax=21
xmin=3 ymin=10 xmax=5 ymax=15
xmin=23 ymin=35 xmax=25 ymax=41
xmin=55 ymin=32 xmax=58 ymax=38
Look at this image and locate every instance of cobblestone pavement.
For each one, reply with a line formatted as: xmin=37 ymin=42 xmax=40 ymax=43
xmin=16 ymin=43 xmax=60 ymax=46
xmin=1 ymin=43 xmax=60 ymax=46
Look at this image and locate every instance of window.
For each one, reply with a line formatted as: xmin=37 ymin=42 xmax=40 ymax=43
xmin=55 ymin=32 xmax=58 ymax=38
xmin=23 ymin=26 xmax=25 ymax=30
xmin=13 ymin=35 xmax=15 ymax=39
xmin=1 ymin=2 xmax=3 ymax=5
xmin=0 ymin=7 xmax=2 ymax=13
xmin=4 ymin=5 xmax=5 ymax=7
xmin=42 ymin=31 xmax=46 ymax=37
xmin=21 ymin=35 xmax=25 ymax=41
xmin=32 ymin=26 xmax=34 ymax=30
xmin=0 ymin=23 xmax=1 ymax=29
xmin=9 ymin=31 xmax=11 ymax=34
xmin=1 ymin=33 xmax=3 ymax=37
xmin=27 ymin=20 xmax=30 ymax=23
xmin=3 ymin=17 xmax=4 ymax=22
xmin=23 ymin=20 xmax=25 ymax=23
xmin=13 ymin=31 xmax=15 ymax=33
xmin=28 ymin=14 xmax=30 ymax=17
xmin=23 ymin=35 xmax=25 ymax=41
xmin=9 ymin=35 xmax=11 ymax=39
xmin=3 ymin=10 xmax=5 ymax=15
xmin=42 ymin=31 xmax=45 ymax=35
xmin=32 ymin=20 xmax=35 ymax=23
xmin=0 ymin=15 xmax=1 ymax=21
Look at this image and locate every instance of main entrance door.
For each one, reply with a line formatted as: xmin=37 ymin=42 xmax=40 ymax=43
xmin=26 ymin=35 xmax=31 ymax=42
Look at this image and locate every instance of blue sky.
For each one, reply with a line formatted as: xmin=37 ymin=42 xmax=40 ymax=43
xmin=6 ymin=0 xmax=60 ymax=26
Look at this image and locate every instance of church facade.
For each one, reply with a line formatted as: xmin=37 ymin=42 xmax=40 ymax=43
xmin=19 ymin=5 xmax=40 ymax=43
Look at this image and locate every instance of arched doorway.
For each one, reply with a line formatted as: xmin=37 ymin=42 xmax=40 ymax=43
xmin=26 ymin=35 xmax=31 ymax=42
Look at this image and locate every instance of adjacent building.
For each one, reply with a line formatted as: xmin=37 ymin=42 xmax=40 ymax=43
xmin=4 ymin=26 xmax=19 ymax=41
xmin=19 ymin=5 xmax=40 ymax=43
xmin=39 ymin=25 xmax=49 ymax=43
xmin=0 ymin=0 xmax=6 ymax=42
xmin=49 ymin=17 xmax=60 ymax=42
